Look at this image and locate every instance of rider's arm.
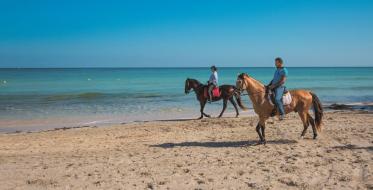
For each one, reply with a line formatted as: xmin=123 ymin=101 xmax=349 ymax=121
xmin=270 ymin=76 xmax=286 ymax=89
xmin=277 ymin=76 xmax=286 ymax=86
xmin=208 ymin=74 xmax=214 ymax=84
xmin=267 ymin=80 xmax=273 ymax=86
xmin=209 ymin=72 xmax=218 ymax=85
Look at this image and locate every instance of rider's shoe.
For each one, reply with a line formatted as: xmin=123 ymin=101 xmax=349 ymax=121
xmin=279 ymin=114 xmax=285 ymax=121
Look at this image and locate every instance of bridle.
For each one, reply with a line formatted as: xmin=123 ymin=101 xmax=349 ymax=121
xmin=185 ymin=79 xmax=203 ymax=94
xmin=236 ymin=76 xmax=266 ymax=97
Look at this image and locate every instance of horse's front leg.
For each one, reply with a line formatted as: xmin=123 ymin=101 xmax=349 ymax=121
xmin=218 ymin=99 xmax=228 ymax=118
xmin=203 ymin=111 xmax=211 ymax=118
xmin=198 ymin=101 xmax=205 ymax=119
xmin=199 ymin=100 xmax=210 ymax=119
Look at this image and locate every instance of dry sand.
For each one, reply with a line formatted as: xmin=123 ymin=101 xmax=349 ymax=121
xmin=0 ymin=111 xmax=372 ymax=190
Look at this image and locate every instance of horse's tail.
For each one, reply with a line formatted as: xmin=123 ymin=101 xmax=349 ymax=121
xmin=233 ymin=88 xmax=248 ymax=110
xmin=310 ymin=92 xmax=323 ymax=132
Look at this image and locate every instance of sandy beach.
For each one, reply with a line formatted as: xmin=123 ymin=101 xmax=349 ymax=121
xmin=0 ymin=111 xmax=372 ymax=190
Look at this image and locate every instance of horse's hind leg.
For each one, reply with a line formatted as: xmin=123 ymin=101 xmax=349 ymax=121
xmin=229 ymin=97 xmax=239 ymax=118
xmin=256 ymin=117 xmax=267 ymax=144
xmin=256 ymin=123 xmax=264 ymax=143
xmin=299 ymin=112 xmax=309 ymax=138
xmin=218 ymin=99 xmax=228 ymax=118
xmin=308 ymin=114 xmax=318 ymax=139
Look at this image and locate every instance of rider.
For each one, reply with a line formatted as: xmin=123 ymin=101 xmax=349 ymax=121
xmin=208 ymin=66 xmax=218 ymax=103
xmin=267 ymin=57 xmax=288 ymax=120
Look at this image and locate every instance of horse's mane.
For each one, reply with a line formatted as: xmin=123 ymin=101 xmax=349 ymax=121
xmin=238 ymin=73 xmax=264 ymax=87
xmin=187 ymin=78 xmax=203 ymax=86
xmin=238 ymin=73 xmax=248 ymax=79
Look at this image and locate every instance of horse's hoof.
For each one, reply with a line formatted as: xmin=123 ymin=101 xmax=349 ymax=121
xmin=235 ymin=114 xmax=239 ymax=118
xmin=262 ymin=140 xmax=267 ymax=145
xmin=206 ymin=115 xmax=211 ymax=118
xmin=256 ymin=140 xmax=266 ymax=145
xmin=313 ymin=135 xmax=318 ymax=140
xmin=217 ymin=115 xmax=222 ymax=118
xmin=300 ymin=135 xmax=304 ymax=139
xmin=198 ymin=117 xmax=203 ymax=120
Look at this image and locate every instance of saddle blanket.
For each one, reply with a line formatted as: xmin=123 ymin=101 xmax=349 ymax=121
xmin=204 ymin=87 xmax=221 ymax=98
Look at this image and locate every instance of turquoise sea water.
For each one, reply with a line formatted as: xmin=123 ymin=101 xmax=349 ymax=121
xmin=0 ymin=67 xmax=372 ymax=132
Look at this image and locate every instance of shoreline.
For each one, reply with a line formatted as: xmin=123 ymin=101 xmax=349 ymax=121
xmin=2 ymin=104 xmax=372 ymax=134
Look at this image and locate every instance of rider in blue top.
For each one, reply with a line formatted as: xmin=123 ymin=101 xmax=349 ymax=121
xmin=268 ymin=57 xmax=288 ymax=120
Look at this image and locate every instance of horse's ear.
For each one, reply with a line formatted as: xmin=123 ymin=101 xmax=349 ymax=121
xmin=237 ymin=73 xmax=244 ymax=79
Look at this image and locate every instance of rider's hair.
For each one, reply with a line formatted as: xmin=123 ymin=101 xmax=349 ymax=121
xmin=210 ymin=66 xmax=217 ymax=71
xmin=275 ymin=57 xmax=283 ymax=64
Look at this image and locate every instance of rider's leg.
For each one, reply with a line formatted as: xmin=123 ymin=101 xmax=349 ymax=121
xmin=274 ymin=86 xmax=285 ymax=119
xmin=208 ymin=85 xmax=214 ymax=102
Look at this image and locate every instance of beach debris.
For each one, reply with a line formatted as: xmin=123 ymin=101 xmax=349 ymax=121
xmin=327 ymin=104 xmax=354 ymax=110
xmin=326 ymin=103 xmax=373 ymax=111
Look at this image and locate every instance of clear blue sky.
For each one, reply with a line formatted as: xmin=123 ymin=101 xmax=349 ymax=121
xmin=0 ymin=0 xmax=372 ymax=67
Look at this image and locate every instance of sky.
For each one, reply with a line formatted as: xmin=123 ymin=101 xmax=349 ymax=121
xmin=0 ymin=0 xmax=372 ymax=68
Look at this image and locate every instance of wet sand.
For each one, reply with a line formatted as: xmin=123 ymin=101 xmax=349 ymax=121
xmin=0 ymin=111 xmax=372 ymax=189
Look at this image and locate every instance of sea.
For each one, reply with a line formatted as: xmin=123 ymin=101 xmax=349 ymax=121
xmin=0 ymin=67 xmax=372 ymax=133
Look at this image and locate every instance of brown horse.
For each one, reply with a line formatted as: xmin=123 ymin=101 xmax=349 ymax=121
xmin=236 ymin=73 xmax=323 ymax=144
xmin=185 ymin=78 xmax=247 ymax=119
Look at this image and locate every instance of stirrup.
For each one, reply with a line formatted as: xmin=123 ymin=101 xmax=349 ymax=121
xmin=270 ymin=109 xmax=277 ymax=117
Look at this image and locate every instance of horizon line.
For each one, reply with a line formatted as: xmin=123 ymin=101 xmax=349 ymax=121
xmin=1 ymin=66 xmax=373 ymax=69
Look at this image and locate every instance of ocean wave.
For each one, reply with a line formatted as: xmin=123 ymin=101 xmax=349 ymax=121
xmin=44 ymin=92 xmax=174 ymax=102
xmin=307 ymin=86 xmax=373 ymax=91
xmin=0 ymin=92 xmax=183 ymax=104
xmin=45 ymin=92 xmax=104 ymax=101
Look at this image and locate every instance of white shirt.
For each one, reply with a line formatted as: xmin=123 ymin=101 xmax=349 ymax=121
xmin=209 ymin=71 xmax=218 ymax=85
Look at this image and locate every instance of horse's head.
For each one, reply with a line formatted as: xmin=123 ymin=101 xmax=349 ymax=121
xmin=236 ymin=73 xmax=249 ymax=91
xmin=185 ymin=78 xmax=202 ymax=94
xmin=185 ymin=78 xmax=192 ymax=94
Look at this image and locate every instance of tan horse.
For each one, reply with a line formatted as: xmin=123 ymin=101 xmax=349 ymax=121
xmin=236 ymin=73 xmax=323 ymax=144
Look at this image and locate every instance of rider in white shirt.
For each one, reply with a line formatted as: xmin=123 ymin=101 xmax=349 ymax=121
xmin=208 ymin=66 xmax=218 ymax=102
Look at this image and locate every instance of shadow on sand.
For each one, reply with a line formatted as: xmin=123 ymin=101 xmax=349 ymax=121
xmin=332 ymin=144 xmax=373 ymax=151
xmin=150 ymin=139 xmax=297 ymax=148
xmin=153 ymin=118 xmax=199 ymax=122
xmin=141 ymin=116 xmax=242 ymax=122
xmin=133 ymin=118 xmax=198 ymax=123
xmin=134 ymin=116 xmax=243 ymax=124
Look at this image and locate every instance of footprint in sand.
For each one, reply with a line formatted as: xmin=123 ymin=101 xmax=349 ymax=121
xmin=276 ymin=127 xmax=288 ymax=139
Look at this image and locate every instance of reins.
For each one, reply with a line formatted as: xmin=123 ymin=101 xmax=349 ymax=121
xmin=187 ymin=78 xmax=265 ymax=97
xmin=186 ymin=79 xmax=205 ymax=94
xmin=239 ymin=89 xmax=266 ymax=96
xmin=237 ymin=76 xmax=266 ymax=97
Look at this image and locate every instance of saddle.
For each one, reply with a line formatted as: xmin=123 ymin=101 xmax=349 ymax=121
xmin=267 ymin=87 xmax=292 ymax=106
xmin=204 ymin=86 xmax=221 ymax=99
xmin=266 ymin=87 xmax=292 ymax=116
